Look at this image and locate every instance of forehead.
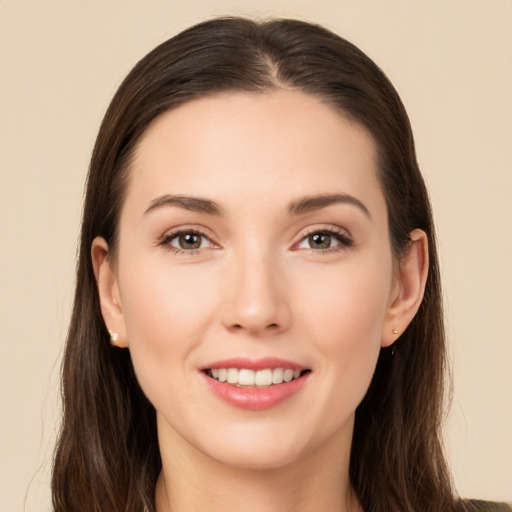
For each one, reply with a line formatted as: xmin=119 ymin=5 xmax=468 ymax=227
xmin=126 ymin=90 xmax=384 ymax=218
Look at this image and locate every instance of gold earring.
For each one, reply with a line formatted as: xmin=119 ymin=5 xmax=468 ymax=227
xmin=108 ymin=330 xmax=119 ymax=344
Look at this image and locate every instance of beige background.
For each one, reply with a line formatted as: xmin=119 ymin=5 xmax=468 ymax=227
xmin=1 ymin=1 xmax=511 ymax=510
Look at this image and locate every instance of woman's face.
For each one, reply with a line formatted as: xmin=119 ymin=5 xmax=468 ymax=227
xmin=100 ymin=90 xmax=406 ymax=470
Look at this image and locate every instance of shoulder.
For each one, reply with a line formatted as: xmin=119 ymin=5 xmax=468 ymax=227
xmin=462 ymin=500 xmax=512 ymax=511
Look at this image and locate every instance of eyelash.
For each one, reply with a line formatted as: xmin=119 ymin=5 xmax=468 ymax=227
xmin=293 ymin=227 xmax=354 ymax=254
xmin=158 ymin=229 xmax=215 ymax=255
xmin=158 ymin=226 xmax=353 ymax=255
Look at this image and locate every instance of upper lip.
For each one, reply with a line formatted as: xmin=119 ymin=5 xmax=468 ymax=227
xmin=201 ymin=357 xmax=308 ymax=371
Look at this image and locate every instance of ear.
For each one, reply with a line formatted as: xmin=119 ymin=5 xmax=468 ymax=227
xmin=91 ymin=237 xmax=128 ymax=348
xmin=381 ymin=229 xmax=429 ymax=347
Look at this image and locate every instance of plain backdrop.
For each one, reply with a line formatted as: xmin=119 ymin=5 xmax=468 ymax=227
xmin=1 ymin=1 xmax=511 ymax=510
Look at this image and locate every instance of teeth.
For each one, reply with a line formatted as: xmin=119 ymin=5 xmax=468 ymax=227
xmin=272 ymin=368 xmax=284 ymax=384
xmin=238 ymin=369 xmax=255 ymax=386
xmin=283 ymin=369 xmax=294 ymax=382
xmin=227 ymin=368 xmax=239 ymax=384
xmin=208 ymin=367 xmax=304 ymax=387
xmin=255 ymin=369 xmax=272 ymax=386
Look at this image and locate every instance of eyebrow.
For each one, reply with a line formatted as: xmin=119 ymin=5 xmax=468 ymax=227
xmin=288 ymin=193 xmax=371 ymax=218
xmin=145 ymin=194 xmax=223 ymax=215
xmin=144 ymin=192 xmax=370 ymax=219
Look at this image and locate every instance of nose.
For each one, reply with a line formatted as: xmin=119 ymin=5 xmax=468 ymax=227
xmin=221 ymin=249 xmax=291 ymax=336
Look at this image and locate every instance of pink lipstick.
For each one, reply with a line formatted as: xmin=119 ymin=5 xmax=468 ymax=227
xmin=200 ymin=357 xmax=310 ymax=410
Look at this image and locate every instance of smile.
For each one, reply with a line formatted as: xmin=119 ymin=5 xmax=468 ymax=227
xmin=205 ymin=368 xmax=305 ymax=387
xmin=201 ymin=358 xmax=311 ymax=410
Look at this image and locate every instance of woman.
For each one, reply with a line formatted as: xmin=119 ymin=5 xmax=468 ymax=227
xmin=51 ymin=17 xmax=510 ymax=512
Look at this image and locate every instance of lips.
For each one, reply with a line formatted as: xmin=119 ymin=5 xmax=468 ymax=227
xmin=201 ymin=358 xmax=311 ymax=410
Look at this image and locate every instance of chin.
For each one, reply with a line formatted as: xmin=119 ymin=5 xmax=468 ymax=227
xmin=205 ymin=442 xmax=308 ymax=471
xmin=191 ymin=416 xmax=350 ymax=473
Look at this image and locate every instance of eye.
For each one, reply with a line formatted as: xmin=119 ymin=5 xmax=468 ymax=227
xmin=303 ymin=232 xmax=338 ymax=250
xmin=295 ymin=229 xmax=353 ymax=251
xmin=162 ymin=230 xmax=213 ymax=252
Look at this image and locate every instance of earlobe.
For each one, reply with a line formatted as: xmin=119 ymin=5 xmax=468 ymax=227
xmin=381 ymin=229 xmax=429 ymax=347
xmin=91 ymin=237 xmax=128 ymax=348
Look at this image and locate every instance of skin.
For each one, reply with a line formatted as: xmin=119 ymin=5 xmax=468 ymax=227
xmin=92 ymin=90 xmax=428 ymax=512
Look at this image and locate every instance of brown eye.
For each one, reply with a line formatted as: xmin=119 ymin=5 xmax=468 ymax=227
xmin=165 ymin=231 xmax=212 ymax=252
xmin=178 ymin=233 xmax=202 ymax=250
xmin=308 ymin=233 xmax=332 ymax=249
xmin=295 ymin=229 xmax=352 ymax=252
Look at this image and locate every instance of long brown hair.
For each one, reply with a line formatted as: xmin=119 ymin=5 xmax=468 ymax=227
xmin=53 ymin=17 xmax=457 ymax=512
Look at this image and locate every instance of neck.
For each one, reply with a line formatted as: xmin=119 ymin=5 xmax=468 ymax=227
xmin=155 ymin=420 xmax=362 ymax=512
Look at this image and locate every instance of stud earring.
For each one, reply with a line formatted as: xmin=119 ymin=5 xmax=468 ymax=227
xmin=108 ymin=330 xmax=119 ymax=344
xmin=392 ymin=329 xmax=398 ymax=335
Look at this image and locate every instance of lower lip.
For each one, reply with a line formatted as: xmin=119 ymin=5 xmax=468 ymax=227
xmin=202 ymin=372 xmax=309 ymax=411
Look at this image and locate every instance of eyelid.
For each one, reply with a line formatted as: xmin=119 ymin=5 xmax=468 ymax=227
xmin=157 ymin=225 xmax=220 ymax=253
xmin=291 ymin=224 xmax=354 ymax=251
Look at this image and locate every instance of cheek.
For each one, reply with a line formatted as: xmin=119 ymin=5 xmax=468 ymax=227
xmin=120 ymin=255 xmax=218 ymax=335
xmin=297 ymin=257 xmax=392 ymax=343
xmin=314 ymin=284 xmax=385 ymax=381
xmin=116 ymin=258 xmax=219 ymax=391
xmin=295 ymin=257 xmax=392 ymax=390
